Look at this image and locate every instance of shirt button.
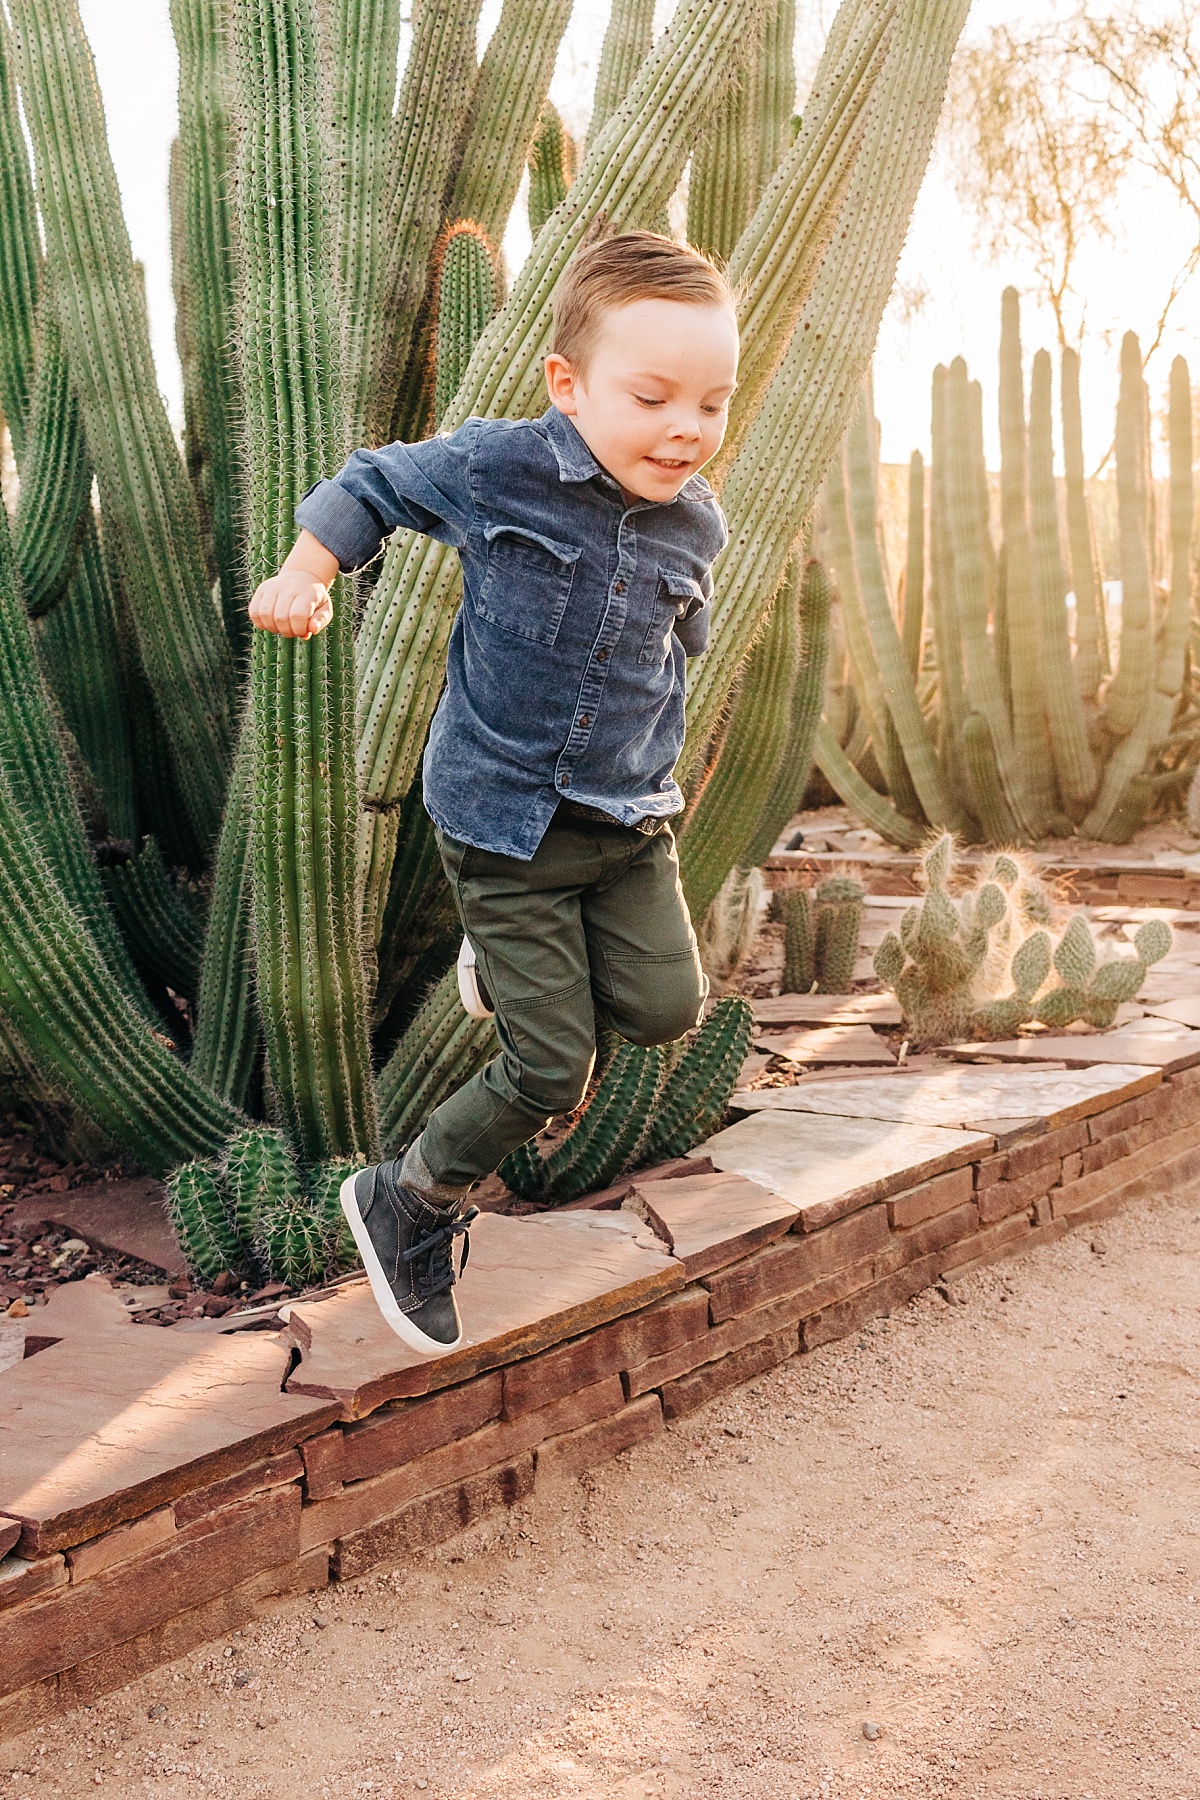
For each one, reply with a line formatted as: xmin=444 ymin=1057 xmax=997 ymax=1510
xmin=578 ymin=714 xmax=590 ymax=729
xmin=614 ymin=580 xmax=626 ymax=595
xmin=560 ymin=773 xmax=569 ymax=787
xmin=597 ymin=648 xmax=609 ymax=662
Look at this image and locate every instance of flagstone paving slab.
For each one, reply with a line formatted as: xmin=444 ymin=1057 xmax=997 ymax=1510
xmin=729 ymin=1062 xmax=1162 ymax=1131
xmin=755 ymin=1024 xmax=896 ymax=1065
xmin=949 ymin=1036 xmax=1200 ymax=1073
xmin=695 ymin=1111 xmax=993 ymax=1230
xmin=752 ymin=993 xmax=903 ymax=1026
xmin=624 ymin=1172 xmax=799 ymax=1277
xmin=1143 ymin=996 xmax=1200 ymax=1028
xmin=0 ymin=1329 xmax=337 ymax=1556
xmin=282 ymin=1210 xmax=682 ymax=1417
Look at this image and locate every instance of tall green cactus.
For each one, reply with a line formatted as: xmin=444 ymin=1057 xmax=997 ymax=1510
xmin=1105 ymin=332 xmax=1154 ymax=740
xmin=527 ymin=102 xmax=575 ymax=236
xmin=741 ymin=555 xmax=833 ymax=869
xmin=11 ymin=309 xmax=91 ymax=620
xmin=8 ymin=0 xmax=233 ymax=849
xmin=689 ymin=0 xmax=794 ymax=260
xmin=0 ymin=16 xmax=38 ymax=458
xmin=170 ymin=0 xmax=245 ymax=647
xmin=1061 ymin=344 xmax=1108 ymax=698
xmin=587 ymin=0 xmax=656 ymax=151
xmin=429 ymin=222 xmax=500 ymax=422
xmin=378 ymin=969 xmax=497 ymax=1158
xmin=1028 ymin=348 xmax=1097 ymax=819
xmin=235 ymin=0 xmax=376 ymax=1166
xmin=901 ymin=448 xmax=924 ymax=681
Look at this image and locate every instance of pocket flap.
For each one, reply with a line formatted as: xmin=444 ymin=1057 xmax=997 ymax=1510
xmin=660 ymin=570 xmax=705 ymax=613
xmin=483 ymin=522 xmax=583 ymax=564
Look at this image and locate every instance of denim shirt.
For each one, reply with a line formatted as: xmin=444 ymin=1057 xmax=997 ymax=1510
xmin=294 ymin=406 xmax=727 ymax=860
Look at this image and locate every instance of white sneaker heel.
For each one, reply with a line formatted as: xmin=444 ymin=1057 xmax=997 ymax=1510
xmin=456 ymin=936 xmax=494 ymax=1019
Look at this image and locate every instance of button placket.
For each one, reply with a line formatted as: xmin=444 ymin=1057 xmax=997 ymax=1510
xmin=553 ymin=519 xmax=635 ymax=792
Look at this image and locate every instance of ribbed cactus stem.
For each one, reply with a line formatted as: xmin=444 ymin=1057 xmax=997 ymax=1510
xmin=782 ymin=887 xmax=816 ymax=992
xmin=12 ymin=309 xmax=91 ymax=619
xmin=925 ymin=363 xmax=972 ymax=821
xmin=223 ymin=1125 xmax=300 ymax=1254
xmin=528 ymin=1040 xmax=666 ymax=1204
xmin=362 ymin=0 xmax=481 ymax=441
xmin=235 ymin=0 xmax=376 ymax=1165
xmin=741 ymin=555 xmax=832 ymax=870
xmin=844 ymin=383 xmax=960 ymax=829
xmin=447 ymin=0 xmax=573 ymax=252
xmin=378 ymin=968 xmax=496 ymax=1157
xmin=1061 ymin=345 xmax=1108 ymax=694
xmin=997 ymin=288 xmax=1053 ymax=831
xmin=823 ymin=442 xmax=891 ymax=765
xmin=688 ymin=2 xmax=771 ymax=261
xmin=901 ymin=449 xmax=925 ymax=681
xmin=587 ymin=0 xmax=656 ymax=150
xmin=1106 ymin=332 xmax=1154 ymax=739
xmin=1028 ymin=348 xmax=1097 ymax=819
xmin=812 ymin=721 xmax=924 ymax=849
xmin=8 ymin=0 xmax=233 ymax=848
xmin=192 ymin=739 xmax=259 ymax=1106
xmin=944 ymin=357 xmax=1033 ymax=838
xmin=814 ymin=878 xmax=864 ymax=992
xmin=0 ymin=14 xmax=39 ymax=457
xmin=35 ymin=520 xmax=138 ymax=842
xmin=679 ymin=568 xmax=804 ymax=921
xmin=430 ymin=222 xmax=499 ymax=424
xmin=100 ymin=837 xmax=205 ymax=1001
xmin=168 ymin=1161 xmax=246 ymax=1283
xmin=169 ymin=0 xmax=245 ymax=647
xmin=641 ymin=996 xmax=755 ymax=1161
xmin=527 ymin=102 xmax=574 ymax=237
xmin=963 ymin=713 xmax=1020 ymax=844
xmin=757 ymin=0 xmax=797 ymax=195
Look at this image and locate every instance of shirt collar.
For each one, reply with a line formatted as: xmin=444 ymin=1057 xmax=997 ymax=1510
xmin=540 ymin=407 xmax=714 ymax=505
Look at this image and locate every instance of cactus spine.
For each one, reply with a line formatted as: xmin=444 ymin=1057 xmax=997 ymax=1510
xmin=527 ymin=102 xmax=575 ymax=237
xmin=235 ymin=0 xmax=375 ymax=1166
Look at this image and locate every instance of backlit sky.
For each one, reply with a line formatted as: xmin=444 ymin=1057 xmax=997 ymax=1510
xmin=72 ymin=0 xmax=1200 ymax=474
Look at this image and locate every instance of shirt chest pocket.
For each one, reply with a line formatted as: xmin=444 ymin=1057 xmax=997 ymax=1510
xmin=638 ymin=570 xmax=704 ymax=665
xmin=475 ymin=523 xmax=583 ymax=647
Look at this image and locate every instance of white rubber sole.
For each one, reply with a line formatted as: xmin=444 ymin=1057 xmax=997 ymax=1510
xmin=339 ymin=1172 xmax=463 ymax=1358
xmin=457 ymin=935 xmax=494 ymax=1019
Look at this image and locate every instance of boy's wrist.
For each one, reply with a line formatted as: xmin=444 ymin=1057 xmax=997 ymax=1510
xmin=282 ymin=529 xmax=339 ymax=586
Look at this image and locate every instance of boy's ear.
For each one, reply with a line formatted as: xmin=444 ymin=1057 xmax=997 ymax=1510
xmin=544 ymin=351 xmax=580 ymax=415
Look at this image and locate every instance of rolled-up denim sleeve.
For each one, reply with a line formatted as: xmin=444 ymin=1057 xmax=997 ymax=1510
xmin=294 ymin=420 xmax=477 ymax=571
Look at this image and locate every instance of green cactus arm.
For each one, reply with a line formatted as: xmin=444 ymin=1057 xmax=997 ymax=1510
xmin=997 ymin=287 xmax=1054 ymax=831
xmin=256 ymin=1179 xmax=328 ymax=1287
xmin=0 ymin=756 xmax=246 ymax=1173
xmin=191 ymin=740 xmax=259 ymax=1107
xmin=371 ymin=783 xmax=459 ymax=1032
xmin=0 ymin=14 xmax=39 ymax=457
xmin=962 ymin=713 xmax=1020 ymax=845
xmin=168 ymin=1160 xmax=246 ymax=1283
xmin=757 ymin=0 xmax=797 ymax=196
xmin=925 ymin=363 xmax=974 ymax=822
xmin=1105 ymin=332 xmax=1155 ymax=739
xmin=377 ymin=968 xmax=496 ymax=1157
xmin=100 ymin=837 xmax=205 ymax=1001
xmin=943 ymin=357 xmax=1034 ymax=838
xmin=844 ymin=383 xmax=961 ymax=829
xmin=542 ymin=1041 xmax=666 ymax=1202
xmin=688 ymin=8 xmax=769 ymax=261
xmin=811 ymin=721 xmax=924 ymax=849
xmin=527 ymin=102 xmax=575 ymax=237
xmin=497 ymin=1137 xmax=550 ymax=1202
xmin=356 ymin=0 xmax=772 ymax=827
xmin=1053 ymin=914 xmax=1096 ymax=988
xmin=430 ymin=223 xmax=500 ymax=424
xmin=234 ymin=0 xmax=376 ymax=1167
xmin=901 ymin=449 xmax=925 ymax=682
xmin=640 ymin=996 xmax=755 ymax=1162
xmin=1134 ymin=917 xmax=1172 ymax=966
xmin=678 ymin=564 xmax=805 ymax=921
xmin=822 ymin=443 xmax=891 ymax=763
xmin=815 ymin=897 xmax=862 ymax=992
xmin=1160 ymin=355 xmax=1193 ymax=707
xmin=448 ymin=0 xmax=573 ymax=251
xmin=35 ymin=519 xmax=138 ymax=843
xmin=1061 ymin=344 xmax=1108 ymax=695
xmin=362 ymin=0 xmax=482 ymax=442
xmin=683 ymin=0 xmax=972 ymax=773
xmin=12 ymin=310 xmax=91 ymax=619
xmin=320 ymin=0 xmax=402 ymax=446
xmin=587 ymin=0 xmax=656 ymax=150
xmin=169 ymin=0 xmax=246 ymax=650
xmin=742 ymin=554 xmax=833 ymax=870
xmin=223 ymin=1124 xmax=302 ymax=1255
xmin=783 ymin=886 xmax=817 ymax=993
xmin=7 ymin=0 xmax=233 ymax=851
xmin=1028 ymin=349 xmax=1097 ymax=820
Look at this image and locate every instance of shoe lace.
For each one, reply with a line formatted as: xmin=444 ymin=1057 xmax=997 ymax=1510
xmin=403 ymin=1204 xmax=479 ymax=1299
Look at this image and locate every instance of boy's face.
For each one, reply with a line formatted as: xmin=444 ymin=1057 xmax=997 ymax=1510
xmin=545 ymin=297 xmax=739 ymax=504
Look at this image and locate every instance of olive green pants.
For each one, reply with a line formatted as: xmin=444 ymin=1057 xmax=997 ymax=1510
xmin=420 ymin=808 xmax=708 ymax=1187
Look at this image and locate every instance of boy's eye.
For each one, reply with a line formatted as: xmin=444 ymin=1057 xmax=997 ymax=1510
xmin=634 ymin=394 xmax=664 ymax=407
xmin=702 ymin=403 xmax=726 ymax=415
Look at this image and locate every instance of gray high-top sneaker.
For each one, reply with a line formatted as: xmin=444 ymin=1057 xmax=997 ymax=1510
xmin=339 ymin=1160 xmax=478 ymax=1355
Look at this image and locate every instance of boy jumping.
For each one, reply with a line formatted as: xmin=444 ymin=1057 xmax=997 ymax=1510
xmin=249 ymin=232 xmax=739 ymax=1358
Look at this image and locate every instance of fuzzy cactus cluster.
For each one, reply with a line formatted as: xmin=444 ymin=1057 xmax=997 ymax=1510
xmin=873 ymin=834 xmax=1171 ymax=1046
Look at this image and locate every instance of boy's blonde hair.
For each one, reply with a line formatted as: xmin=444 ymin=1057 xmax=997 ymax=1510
xmin=550 ymin=230 xmax=734 ymax=372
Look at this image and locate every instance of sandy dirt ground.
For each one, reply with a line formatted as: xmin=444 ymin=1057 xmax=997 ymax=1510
xmin=4 ymin=1177 xmax=1199 ymax=1800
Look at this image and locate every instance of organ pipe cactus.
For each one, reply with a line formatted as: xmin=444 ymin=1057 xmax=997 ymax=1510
xmin=0 ymin=0 xmax=973 ymax=1276
xmin=429 ymin=223 xmax=500 ymax=422
xmin=527 ymin=103 xmax=575 ymax=237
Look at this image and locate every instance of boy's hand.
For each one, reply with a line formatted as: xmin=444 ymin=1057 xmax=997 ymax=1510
xmin=248 ymin=571 xmax=334 ymax=639
xmin=248 ymin=529 xmax=340 ymax=638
